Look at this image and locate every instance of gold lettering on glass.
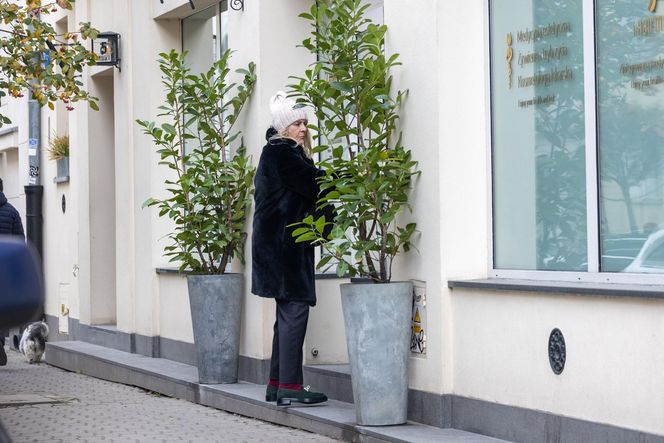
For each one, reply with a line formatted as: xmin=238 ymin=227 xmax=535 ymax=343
xmin=650 ymin=0 xmax=657 ymax=13
xmin=506 ymin=33 xmax=513 ymax=88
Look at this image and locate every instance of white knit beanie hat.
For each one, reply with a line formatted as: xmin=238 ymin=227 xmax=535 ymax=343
xmin=269 ymin=91 xmax=307 ymax=132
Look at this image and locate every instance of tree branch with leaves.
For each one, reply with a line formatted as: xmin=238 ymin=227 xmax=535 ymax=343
xmin=0 ymin=0 xmax=99 ymax=126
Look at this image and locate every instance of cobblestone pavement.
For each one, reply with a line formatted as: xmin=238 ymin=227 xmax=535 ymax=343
xmin=0 ymin=349 xmax=340 ymax=443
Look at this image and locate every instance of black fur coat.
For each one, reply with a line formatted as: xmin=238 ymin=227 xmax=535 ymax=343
xmin=251 ymin=128 xmax=327 ymax=306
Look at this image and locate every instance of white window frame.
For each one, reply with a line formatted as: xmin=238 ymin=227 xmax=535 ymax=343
xmin=485 ymin=0 xmax=664 ymax=284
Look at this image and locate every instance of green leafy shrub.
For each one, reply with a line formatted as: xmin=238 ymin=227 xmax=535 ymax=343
xmin=289 ymin=0 xmax=419 ymax=283
xmin=137 ymin=49 xmax=256 ymax=275
xmin=0 ymin=0 xmax=99 ymax=126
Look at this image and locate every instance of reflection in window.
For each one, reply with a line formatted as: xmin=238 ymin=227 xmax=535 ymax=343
xmin=181 ymin=2 xmax=229 ymax=156
xmin=490 ymin=0 xmax=587 ymax=271
xmin=182 ymin=5 xmax=218 ymax=75
xmin=596 ymin=0 xmax=664 ymax=273
xmin=642 ymin=243 xmax=664 ymax=268
xmin=624 ymin=231 xmax=664 ymax=272
xmin=220 ymin=1 xmax=229 ymax=55
xmin=365 ymin=0 xmax=384 ymax=26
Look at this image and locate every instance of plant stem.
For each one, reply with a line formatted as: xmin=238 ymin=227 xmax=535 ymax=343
xmin=172 ymin=62 xmax=206 ymax=269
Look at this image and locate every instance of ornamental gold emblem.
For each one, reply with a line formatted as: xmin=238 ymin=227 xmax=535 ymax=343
xmin=506 ymin=33 xmax=513 ymax=89
xmin=649 ymin=0 xmax=657 ymax=13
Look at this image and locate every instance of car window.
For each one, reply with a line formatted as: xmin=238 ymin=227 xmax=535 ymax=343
xmin=642 ymin=242 xmax=664 ymax=268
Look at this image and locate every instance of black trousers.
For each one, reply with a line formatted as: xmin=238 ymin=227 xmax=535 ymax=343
xmin=269 ymin=300 xmax=310 ymax=385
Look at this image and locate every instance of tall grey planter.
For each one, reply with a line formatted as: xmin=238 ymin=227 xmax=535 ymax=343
xmin=187 ymin=273 xmax=243 ymax=384
xmin=340 ymin=281 xmax=413 ymax=426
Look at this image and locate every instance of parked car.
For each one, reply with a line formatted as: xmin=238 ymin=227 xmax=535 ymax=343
xmin=601 ymin=234 xmax=649 ymax=272
xmin=623 ymin=229 xmax=664 ymax=273
xmin=572 ymin=234 xmax=649 ymax=272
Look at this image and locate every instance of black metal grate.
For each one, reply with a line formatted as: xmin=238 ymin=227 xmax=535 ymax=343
xmin=548 ymin=328 xmax=566 ymax=375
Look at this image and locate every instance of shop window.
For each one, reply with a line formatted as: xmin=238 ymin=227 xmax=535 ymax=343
xmin=596 ymin=0 xmax=664 ymax=273
xmin=489 ymin=0 xmax=664 ymax=278
xmin=490 ymin=0 xmax=587 ymax=271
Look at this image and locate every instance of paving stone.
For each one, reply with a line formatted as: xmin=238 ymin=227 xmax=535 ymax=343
xmin=0 ymin=349 xmax=339 ymax=443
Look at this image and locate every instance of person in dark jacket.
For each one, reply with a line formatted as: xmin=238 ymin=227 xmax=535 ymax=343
xmin=252 ymin=91 xmax=328 ymax=406
xmin=0 ymin=178 xmax=24 ymax=240
xmin=0 ymin=177 xmax=25 ymax=366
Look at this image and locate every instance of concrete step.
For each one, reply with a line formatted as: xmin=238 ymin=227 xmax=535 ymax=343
xmin=46 ymin=341 xmax=512 ymax=443
xmin=304 ymin=363 xmax=353 ymax=403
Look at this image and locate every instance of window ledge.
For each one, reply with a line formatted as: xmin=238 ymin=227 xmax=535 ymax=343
xmin=448 ymin=278 xmax=664 ymax=300
xmin=315 ymin=273 xmax=349 ymax=280
xmin=156 ymin=267 xmax=189 ymax=275
xmin=156 ymin=267 xmax=349 ymax=280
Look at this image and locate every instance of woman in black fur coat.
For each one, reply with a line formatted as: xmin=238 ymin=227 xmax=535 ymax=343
xmin=251 ymin=91 xmax=329 ymax=406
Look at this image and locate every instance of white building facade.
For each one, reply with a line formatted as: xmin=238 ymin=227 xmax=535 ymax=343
xmin=7 ymin=0 xmax=662 ymax=441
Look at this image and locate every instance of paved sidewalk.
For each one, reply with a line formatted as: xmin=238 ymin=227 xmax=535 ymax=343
xmin=0 ymin=349 xmax=339 ymax=443
xmin=47 ymin=341 xmax=511 ymax=443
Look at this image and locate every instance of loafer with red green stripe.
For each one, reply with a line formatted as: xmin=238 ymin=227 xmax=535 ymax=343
xmin=265 ymin=384 xmax=278 ymax=402
xmin=277 ymin=385 xmax=328 ymax=406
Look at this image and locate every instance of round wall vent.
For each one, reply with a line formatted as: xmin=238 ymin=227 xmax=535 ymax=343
xmin=548 ymin=328 xmax=566 ymax=375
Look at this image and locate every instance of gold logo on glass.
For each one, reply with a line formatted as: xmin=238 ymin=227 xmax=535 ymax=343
xmin=649 ymin=0 xmax=657 ymax=13
xmin=506 ymin=33 xmax=513 ymax=89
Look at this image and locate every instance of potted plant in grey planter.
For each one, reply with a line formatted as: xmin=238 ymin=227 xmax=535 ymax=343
xmin=290 ymin=0 xmax=419 ymax=425
xmin=48 ymin=134 xmax=70 ymax=181
xmin=137 ymin=49 xmax=256 ymax=384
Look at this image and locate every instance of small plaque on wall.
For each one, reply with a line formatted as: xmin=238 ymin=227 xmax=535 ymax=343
xmin=410 ymin=281 xmax=427 ymax=356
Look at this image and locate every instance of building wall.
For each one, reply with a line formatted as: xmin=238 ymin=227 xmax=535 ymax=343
xmin=453 ymin=289 xmax=664 ymax=436
xmin=384 ymin=0 xmax=446 ymax=394
xmin=439 ymin=1 xmax=664 ymax=437
xmin=439 ymin=0 xmax=491 ymax=386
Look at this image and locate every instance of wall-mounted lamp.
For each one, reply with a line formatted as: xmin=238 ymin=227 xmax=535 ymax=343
xmin=91 ymin=32 xmax=121 ymax=70
xmin=230 ymin=0 xmax=244 ymax=11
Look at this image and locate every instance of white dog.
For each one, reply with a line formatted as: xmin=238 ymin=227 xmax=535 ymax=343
xmin=19 ymin=322 xmax=49 ymax=364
